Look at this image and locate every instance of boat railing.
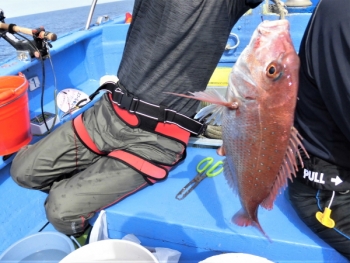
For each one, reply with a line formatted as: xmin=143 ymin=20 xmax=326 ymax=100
xmin=85 ymin=0 xmax=98 ymax=30
xmin=84 ymin=0 xmax=113 ymax=29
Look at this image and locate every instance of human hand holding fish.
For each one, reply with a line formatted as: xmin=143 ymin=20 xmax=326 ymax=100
xmin=167 ymin=19 xmax=309 ymax=240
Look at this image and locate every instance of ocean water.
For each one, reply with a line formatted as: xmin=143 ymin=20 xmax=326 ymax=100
xmin=0 ymin=0 xmax=134 ymax=62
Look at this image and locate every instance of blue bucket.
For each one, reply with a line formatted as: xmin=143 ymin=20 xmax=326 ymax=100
xmin=0 ymin=232 xmax=75 ymax=262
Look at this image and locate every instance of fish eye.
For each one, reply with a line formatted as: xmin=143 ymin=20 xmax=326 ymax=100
xmin=268 ymin=66 xmax=276 ymax=75
xmin=266 ymin=62 xmax=282 ymax=80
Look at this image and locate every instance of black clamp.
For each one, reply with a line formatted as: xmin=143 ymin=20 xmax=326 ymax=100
xmin=8 ymin=24 xmax=16 ymax=34
xmin=119 ymin=93 xmax=134 ymax=110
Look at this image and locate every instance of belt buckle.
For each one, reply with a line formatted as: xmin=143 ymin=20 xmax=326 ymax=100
xmin=119 ymin=93 xmax=133 ymax=110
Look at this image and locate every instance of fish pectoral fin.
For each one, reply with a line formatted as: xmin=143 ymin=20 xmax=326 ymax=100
xmin=165 ymin=90 xmax=233 ymax=125
xmin=217 ymin=145 xmax=226 ymax=156
xmin=195 ymin=104 xmax=224 ymax=125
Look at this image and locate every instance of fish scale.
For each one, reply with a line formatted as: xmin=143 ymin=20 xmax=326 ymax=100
xmin=167 ymin=19 xmax=308 ymax=240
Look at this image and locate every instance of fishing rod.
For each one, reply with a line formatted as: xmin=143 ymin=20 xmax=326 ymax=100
xmin=0 ymin=8 xmax=59 ymax=134
xmin=0 ymin=8 xmax=57 ymax=59
xmin=0 ymin=22 xmax=57 ymax=41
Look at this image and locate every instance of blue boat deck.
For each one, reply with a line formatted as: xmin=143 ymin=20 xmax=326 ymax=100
xmin=0 ymin=164 xmax=48 ymax=252
xmin=101 ymin=147 xmax=347 ymax=263
xmin=2 ymin=146 xmax=346 ymax=262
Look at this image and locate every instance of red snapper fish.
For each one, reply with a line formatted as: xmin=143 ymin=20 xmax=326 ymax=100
xmin=168 ymin=19 xmax=308 ymax=239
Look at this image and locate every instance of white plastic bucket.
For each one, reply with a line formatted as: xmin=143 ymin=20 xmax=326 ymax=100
xmin=60 ymin=239 xmax=159 ymax=263
xmin=0 ymin=232 xmax=75 ymax=262
xmin=199 ymin=253 xmax=274 ymax=263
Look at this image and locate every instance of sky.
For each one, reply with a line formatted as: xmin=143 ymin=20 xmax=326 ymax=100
xmin=1 ymin=0 xmax=120 ymax=18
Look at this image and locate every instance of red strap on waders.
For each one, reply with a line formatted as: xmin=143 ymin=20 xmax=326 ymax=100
xmin=108 ymin=150 xmax=170 ymax=184
xmin=72 ymin=114 xmax=106 ymax=155
xmin=72 ymin=114 xmax=172 ymax=184
xmin=72 ymin=95 xmax=190 ymax=184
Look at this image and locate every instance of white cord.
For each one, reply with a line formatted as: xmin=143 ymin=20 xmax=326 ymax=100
xmin=328 ymin=191 xmax=335 ymax=208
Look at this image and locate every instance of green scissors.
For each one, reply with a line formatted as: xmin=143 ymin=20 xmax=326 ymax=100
xmin=176 ymin=157 xmax=224 ymax=200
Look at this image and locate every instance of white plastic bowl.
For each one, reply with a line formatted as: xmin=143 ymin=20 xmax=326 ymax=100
xmin=199 ymin=253 xmax=274 ymax=263
xmin=0 ymin=231 xmax=75 ymax=262
xmin=60 ymin=239 xmax=159 ymax=263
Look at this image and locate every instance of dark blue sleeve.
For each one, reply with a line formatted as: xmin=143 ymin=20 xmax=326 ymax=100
xmin=295 ymin=0 xmax=350 ymax=167
xmin=309 ymin=0 xmax=350 ymax=141
xmin=246 ymin=0 xmax=264 ymax=8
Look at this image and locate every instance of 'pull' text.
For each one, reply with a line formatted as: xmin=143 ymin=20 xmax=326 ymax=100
xmin=303 ymin=169 xmax=325 ymax=184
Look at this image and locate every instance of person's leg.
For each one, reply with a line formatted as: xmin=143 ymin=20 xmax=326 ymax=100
xmin=44 ymin=155 xmax=148 ymax=235
xmin=288 ymin=179 xmax=350 ymax=260
xmin=44 ymin=123 xmax=186 ymax=235
xmin=10 ymin=121 xmax=101 ymax=191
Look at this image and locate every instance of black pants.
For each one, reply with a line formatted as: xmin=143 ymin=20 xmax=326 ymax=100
xmin=288 ymin=178 xmax=350 ymax=261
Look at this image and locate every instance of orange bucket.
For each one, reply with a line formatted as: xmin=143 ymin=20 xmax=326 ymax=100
xmin=0 ymin=73 xmax=32 ymax=155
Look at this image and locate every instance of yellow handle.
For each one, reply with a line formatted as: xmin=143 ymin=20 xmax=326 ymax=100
xmin=196 ymin=157 xmax=223 ymax=177
xmin=206 ymin=161 xmax=224 ymax=177
xmin=316 ymin=207 xmax=335 ymax=228
xmin=197 ymin=157 xmax=213 ymax=173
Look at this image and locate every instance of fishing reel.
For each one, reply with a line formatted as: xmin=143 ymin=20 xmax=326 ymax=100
xmin=0 ymin=8 xmax=57 ymax=61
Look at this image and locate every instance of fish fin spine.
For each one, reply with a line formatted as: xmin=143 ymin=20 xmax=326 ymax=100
xmin=262 ymin=126 xmax=309 ymax=210
xmin=195 ymin=104 xmax=225 ymax=126
xmin=164 ymin=90 xmax=239 ymax=109
xmin=165 ymin=90 xmax=234 ymax=125
xmin=290 ymin=126 xmax=309 ymax=167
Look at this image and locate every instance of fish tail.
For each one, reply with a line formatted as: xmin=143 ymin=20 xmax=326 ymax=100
xmin=232 ymin=209 xmax=271 ymax=242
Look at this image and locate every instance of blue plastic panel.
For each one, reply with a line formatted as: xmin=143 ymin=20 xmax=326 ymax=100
xmin=0 ymin=165 xmax=48 ymax=254
xmin=104 ymin=147 xmax=347 ymax=263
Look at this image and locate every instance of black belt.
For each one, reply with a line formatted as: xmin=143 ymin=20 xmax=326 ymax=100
xmin=88 ymin=82 xmax=206 ymax=135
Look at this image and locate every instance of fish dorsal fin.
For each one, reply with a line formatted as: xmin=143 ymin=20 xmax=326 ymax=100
xmin=261 ymin=127 xmax=309 ymax=210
